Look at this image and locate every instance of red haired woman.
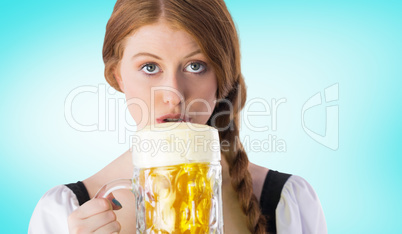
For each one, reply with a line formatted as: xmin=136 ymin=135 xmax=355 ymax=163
xmin=29 ymin=0 xmax=326 ymax=233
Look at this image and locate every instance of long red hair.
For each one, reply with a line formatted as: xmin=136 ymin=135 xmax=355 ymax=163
xmin=103 ymin=0 xmax=267 ymax=233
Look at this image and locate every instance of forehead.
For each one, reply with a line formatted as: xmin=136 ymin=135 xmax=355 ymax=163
xmin=123 ymin=21 xmax=201 ymax=56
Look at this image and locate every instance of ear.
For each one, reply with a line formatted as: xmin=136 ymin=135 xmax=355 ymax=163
xmin=113 ymin=65 xmax=125 ymax=93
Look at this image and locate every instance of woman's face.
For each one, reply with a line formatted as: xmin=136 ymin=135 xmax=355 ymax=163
xmin=115 ymin=20 xmax=218 ymax=130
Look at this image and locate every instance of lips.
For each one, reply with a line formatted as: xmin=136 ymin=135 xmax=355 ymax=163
xmin=156 ymin=113 xmax=191 ymax=124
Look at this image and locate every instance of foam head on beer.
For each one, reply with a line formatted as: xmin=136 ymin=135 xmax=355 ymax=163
xmin=131 ymin=122 xmax=221 ymax=168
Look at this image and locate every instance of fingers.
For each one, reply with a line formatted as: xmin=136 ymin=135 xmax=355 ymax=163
xmin=93 ymin=220 xmax=121 ymax=234
xmin=74 ymin=198 xmax=112 ymax=219
xmin=69 ymin=210 xmax=121 ymax=233
xmin=105 ymin=193 xmax=123 ymax=211
xmin=92 ymin=189 xmax=123 ymax=211
xmin=68 ymin=194 xmax=123 ymax=234
xmin=82 ymin=210 xmax=116 ymax=231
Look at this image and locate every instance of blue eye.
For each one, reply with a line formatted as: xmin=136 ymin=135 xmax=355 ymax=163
xmin=185 ymin=62 xmax=206 ymax=74
xmin=141 ymin=63 xmax=160 ymax=75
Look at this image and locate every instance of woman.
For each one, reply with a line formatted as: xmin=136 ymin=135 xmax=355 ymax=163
xmin=29 ymin=0 xmax=327 ymax=233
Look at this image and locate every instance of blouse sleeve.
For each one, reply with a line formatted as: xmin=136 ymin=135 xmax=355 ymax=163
xmin=275 ymin=175 xmax=327 ymax=234
xmin=28 ymin=185 xmax=79 ymax=234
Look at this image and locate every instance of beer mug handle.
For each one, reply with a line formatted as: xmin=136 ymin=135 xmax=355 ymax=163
xmin=93 ymin=178 xmax=136 ymax=199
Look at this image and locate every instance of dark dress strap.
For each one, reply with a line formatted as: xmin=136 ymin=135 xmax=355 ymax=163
xmin=260 ymin=170 xmax=292 ymax=233
xmin=65 ymin=181 xmax=90 ymax=206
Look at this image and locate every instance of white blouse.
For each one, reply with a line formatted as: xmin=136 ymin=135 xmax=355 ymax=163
xmin=28 ymin=175 xmax=327 ymax=234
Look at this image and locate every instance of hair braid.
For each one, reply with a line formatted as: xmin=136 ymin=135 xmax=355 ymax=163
xmin=208 ymin=79 xmax=267 ymax=233
xmin=230 ymin=141 xmax=267 ymax=234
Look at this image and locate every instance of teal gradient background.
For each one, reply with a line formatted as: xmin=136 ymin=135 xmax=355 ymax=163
xmin=1 ymin=0 xmax=401 ymax=233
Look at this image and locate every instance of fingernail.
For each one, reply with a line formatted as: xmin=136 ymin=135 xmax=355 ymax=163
xmin=112 ymin=198 xmax=122 ymax=208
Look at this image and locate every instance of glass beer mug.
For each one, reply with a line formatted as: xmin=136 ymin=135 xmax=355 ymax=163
xmin=94 ymin=122 xmax=224 ymax=233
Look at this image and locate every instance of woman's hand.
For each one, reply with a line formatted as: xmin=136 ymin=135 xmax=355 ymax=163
xmin=68 ymin=194 xmax=122 ymax=234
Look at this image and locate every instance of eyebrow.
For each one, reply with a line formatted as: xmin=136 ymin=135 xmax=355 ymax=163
xmin=131 ymin=49 xmax=202 ymax=60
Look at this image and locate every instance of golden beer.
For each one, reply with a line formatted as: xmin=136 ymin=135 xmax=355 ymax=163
xmin=135 ymin=162 xmax=220 ymax=233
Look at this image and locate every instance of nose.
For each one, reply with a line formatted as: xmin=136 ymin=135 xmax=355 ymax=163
xmin=161 ymin=72 xmax=184 ymax=106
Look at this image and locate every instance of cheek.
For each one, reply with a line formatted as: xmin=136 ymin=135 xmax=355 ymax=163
xmin=123 ymin=83 xmax=152 ymax=127
xmin=125 ymin=96 xmax=151 ymax=128
xmin=198 ymin=78 xmax=217 ymax=108
xmin=186 ymin=86 xmax=217 ymax=123
xmin=127 ymin=104 xmax=150 ymax=128
xmin=120 ymin=66 xmax=150 ymax=101
xmin=202 ymin=79 xmax=218 ymax=106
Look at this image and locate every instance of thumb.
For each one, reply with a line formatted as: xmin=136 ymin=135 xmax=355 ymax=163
xmin=105 ymin=192 xmax=123 ymax=210
xmin=93 ymin=184 xmax=123 ymax=210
